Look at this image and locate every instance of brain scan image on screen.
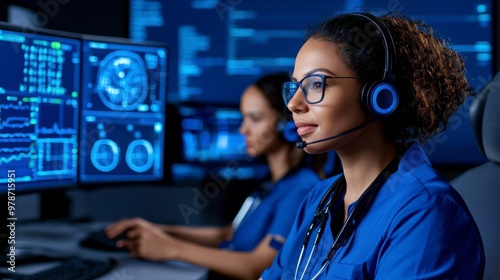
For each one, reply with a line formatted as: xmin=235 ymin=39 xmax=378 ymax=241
xmin=90 ymin=139 xmax=120 ymax=172
xmin=96 ymin=50 xmax=148 ymax=111
xmin=80 ymin=40 xmax=167 ymax=183
xmin=126 ymin=139 xmax=154 ymax=173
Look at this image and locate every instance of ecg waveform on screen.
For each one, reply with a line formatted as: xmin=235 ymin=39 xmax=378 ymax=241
xmin=0 ymin=151 xmax=33 ymax=164
xmin=39 ymin=123 xmax=77 ymax=135
xmin=0 ymin=104 xmax=31 ymax=110
xmin=0 ymin=94 xmax=78 ymax=184
xmin=0 ymin=116 xmax=31 ymax=129
xmin=0 ymin=97 xmax=34 ymax=142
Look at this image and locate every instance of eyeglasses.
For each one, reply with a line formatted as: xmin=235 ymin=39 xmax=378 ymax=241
xmin=282 ymin=74 xmax=358 ymax=105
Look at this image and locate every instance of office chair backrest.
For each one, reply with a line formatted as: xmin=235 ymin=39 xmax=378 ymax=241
xmin=451 ymin=71 xmax=500 ymax=280
xmin=469 ymin=72 xmax=500 ymax=162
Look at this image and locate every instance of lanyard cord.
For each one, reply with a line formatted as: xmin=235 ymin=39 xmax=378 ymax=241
xmin=232 ymin=180 xmax=275 ymax=232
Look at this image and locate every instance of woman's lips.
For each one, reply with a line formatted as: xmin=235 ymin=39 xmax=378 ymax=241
xmin=245 ymin=141 xmax=252 ymax=148
xmin=295 ymin=123 xmax=317 ymax=136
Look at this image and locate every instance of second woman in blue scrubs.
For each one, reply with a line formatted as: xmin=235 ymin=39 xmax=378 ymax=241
xmin=106 ymin=72 xmax=326 ymax=280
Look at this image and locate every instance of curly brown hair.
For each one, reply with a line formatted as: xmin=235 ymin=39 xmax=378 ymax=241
xmin=305 ymin=13 xmax=473 ymax=146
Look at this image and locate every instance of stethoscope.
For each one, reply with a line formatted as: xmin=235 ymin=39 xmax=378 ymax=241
xmin=233 ymin=168 xmax=297 ymax=232
xmin=294 ymin=157 xmax=400 ymax=280
xmin=232 ymin=180 xmax=274 ymax=232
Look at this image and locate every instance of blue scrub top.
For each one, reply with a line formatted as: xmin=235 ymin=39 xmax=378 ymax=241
xmin=262 ymin=144 xmax=485 ymax=279
xmin=221 ymin=167 xmax=321 ymax=252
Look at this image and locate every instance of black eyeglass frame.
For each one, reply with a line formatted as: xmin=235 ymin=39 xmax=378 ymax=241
xmin=282 ymin=74 xmax=358 ymax=105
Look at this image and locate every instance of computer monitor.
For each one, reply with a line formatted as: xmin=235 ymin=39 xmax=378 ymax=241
xmin=0 ymin=23 xmax=81 ymax=193
xmin=130 ymin=0 xmax=494 ymax=167
xmin=79 ymin=36 xmax=168 ymax=184
xmin=170 ymin=103 xmax=268 ymax=182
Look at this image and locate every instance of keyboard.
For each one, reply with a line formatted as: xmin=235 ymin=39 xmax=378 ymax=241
xmin=80 ymin=229 xmax=128 ymax=251
xmin=0 ymin=251 xmax=67 ymax=265
xmin=11 ymin=257 xmax=117 ymax=280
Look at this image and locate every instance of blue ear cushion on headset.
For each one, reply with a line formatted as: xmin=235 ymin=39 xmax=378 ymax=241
xmin=361 ymin=81 xmax=399 ymax=118
xmin=277 ymin=120 xmax=300 ymax=143
xmin=283 ymin=120 xmax=300 ymax=143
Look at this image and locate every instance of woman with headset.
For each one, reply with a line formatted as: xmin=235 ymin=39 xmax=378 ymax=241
xmin=260 ymin=12 xmax=485 ymax=280
xmin=106 ymin=72 xmax=328 ymax=280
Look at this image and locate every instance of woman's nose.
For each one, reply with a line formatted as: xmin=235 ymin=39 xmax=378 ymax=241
xmin=239 ymin=121 xmax=248 ymax=135
xmin=287 ymin=88 xmax=307 ymax=114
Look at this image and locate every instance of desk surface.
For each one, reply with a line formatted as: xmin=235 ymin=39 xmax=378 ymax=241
xmin=7 ymin=221 xmax=208 ymax=280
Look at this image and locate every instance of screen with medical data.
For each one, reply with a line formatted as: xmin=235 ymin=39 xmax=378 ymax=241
xmin=130 ymin=0 xmax=493 ymax=166
xmin=79 ymin=39 xmax=168 ymax=183
xmin=179 ymin=105 xmax=247 ymax=163
xmin=0 ymin=27 xmax=80 ymax=191
xmin=170 ymin=104 xmax=268 ymax=182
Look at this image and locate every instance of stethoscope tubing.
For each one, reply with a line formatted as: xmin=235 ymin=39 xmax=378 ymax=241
xmin=293 ymin=156 xmax=400 ymax=280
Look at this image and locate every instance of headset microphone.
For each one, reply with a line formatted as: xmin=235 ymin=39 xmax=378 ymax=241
xmin=296 ymin=119 xmax=376 ymax=149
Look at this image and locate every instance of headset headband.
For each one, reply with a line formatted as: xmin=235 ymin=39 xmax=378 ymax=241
xmin=352 ymin=13 xmax=396 ymax=82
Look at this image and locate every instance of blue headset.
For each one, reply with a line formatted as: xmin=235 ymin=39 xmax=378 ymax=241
xmin=354 ymin=13 xmax=399 ymax=118
xmin=276 ymin=118 xmax=300 ymax=143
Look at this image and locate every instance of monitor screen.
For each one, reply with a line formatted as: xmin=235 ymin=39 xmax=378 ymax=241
xmin=170 ymin=104 xmax=268 ymax=182
xmin=180 ymin=104 xmax=247 ymax=163
xmin=79 ymin=38 xmax=168 ymax=183
xmin=130 ymin=0 xmax=494 ymax=166
xmin=0 ymin=25 xmax=80 ymax=192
